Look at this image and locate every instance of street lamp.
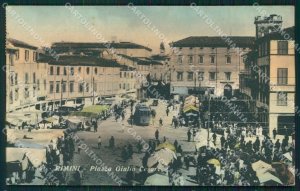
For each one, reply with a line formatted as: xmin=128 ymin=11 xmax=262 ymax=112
xmin=60 ymin=79 xmax=63 ymax=107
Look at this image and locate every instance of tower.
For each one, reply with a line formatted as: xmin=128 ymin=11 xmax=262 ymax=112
xmin=254 ymin=14 xmax=283 ymax=39
xmin=160 ymin=42 xmax=165 ymax=55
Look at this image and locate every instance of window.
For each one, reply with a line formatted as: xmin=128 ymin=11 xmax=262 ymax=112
xmin=70 ymin=67 xmax=74 ymax=76
xmin=86 ymin=83 xmax=89 ymax=92
xmin=198 ymin=72 xmax=204 ymax=81
xmin=277 ymin=68 xmax=288 ymax=85
xmin=225 ymin=72 xmax=231 ymax=81
xmin=33 ymin=72 xmax=36 ymax=83
xmin=188 ymin=55 xmax=193 ymax=64
xmin=63 ymin=67 xmax=67 ymax=75
xmin=120 ymin=72 xmax=122 ymax=78
xmin=9 ymin=91 xmax=13 ymax=104
xmin=15 ymin=89 xmax=19 ymax=101
xmin=33 ymin=87 xmax=36 ymax=97
xmin=56 ymin=81 xmax=60 ymax=93
xmin=49 ymin=81 xmax=54 ymax=93
xmin=15 ymin=73 xmax=18 ymax=85
xmin=86 ymin=67 xmax=90 ymax=74
xmin=209 ymin=72 xmax=216 ymax=81
xmin=177 ymin=72 xmax=183 ymax=81
xmin=78 ymin=67 xmax=82 ymax=74
xmin=178 ymin=55 xmax=183 ymax=64
xmin=50 ymin=66 xmax=54 ymax=75
xmin=33 ymin=52 xmax=37 ymax=61
xmin=56 ymin=67 xmax=60 ymax=75
xmin=37 ymin=79 xmax=40 ymax=90
xmin=123 ymin=83 xmax=126 ymax=89
xmin=25 ymin=73 xmax=29 ymax=84
xmin=131 ymin=73 xmax=133 ymax=78
xmin=199 ymin=55 xmax=204 ymax=64
xmin=210 ymin=55 xmax=215 ymax=64
xmin=24 ymin=88 xmax=29 ymax=98
xmin=278 ymin=41 xmax=288 ymax=55
xmin=10 ymin=74 xmax=14 ymax=86
xmin=44 ymin=79 xmax=47 ymax=90
xmin=277 ymin=92 xmax=287 ymax=106
xmin=94 ymin=68 xmax=98 ymax=74
xmin=79 ymin=82 xmax=84 ymax=92
xmin=187 ymin=72 xmax=194 ymax=81
xmin=62 ymin=81 xmax=66 ymax=93
xmin=9 ymin=54 xmax=14 ymax=66
xmin=264 ymin=42 xmax=268 ymax=55
xmin=25 ymin=50 xmax=29 ymax=61
xmin=15 ymin=50 xmax=19 ymax=60
xmin=70 ymin=81 xmax=74 ymax=93
xmin=226 ymin=56 xmax=231 ymax=64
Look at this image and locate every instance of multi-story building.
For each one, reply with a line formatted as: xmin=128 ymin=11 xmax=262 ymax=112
xmin=240 ymin=14 xmax=295 ymax=135
xmin=6 ymin=39 xmax=48 ymax=114
xmin=39 ymin=55 xmax=122 ymax=107
xmin=256 ymin=26 xmax=295 ymax=135
xmin=169 ymin=36 xmax=254 ymax=97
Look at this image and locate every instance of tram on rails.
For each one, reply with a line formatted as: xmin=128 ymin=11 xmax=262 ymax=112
xmin=133 ymin=104 xmax=151 ymax=126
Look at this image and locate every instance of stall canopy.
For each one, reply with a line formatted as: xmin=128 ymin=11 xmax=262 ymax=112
xmin=147 ymin=148 xmax=177 ymax=172
xmin=183 ymin=95 xmax=199 ymax=113
xmin=71 ymin=105 xmax=109 ymax=118
xmin=251 ymin=160 xmax=273 ymax=174
xmin=6 ymin=147 xmax=47 ymax=168
xmin=155 ymin=142 xmax=176 ymax=152
xmin=257 ymin=172 xmax=283 ymax=185
xmin=144 ymin=173 xmax=169 ymax=185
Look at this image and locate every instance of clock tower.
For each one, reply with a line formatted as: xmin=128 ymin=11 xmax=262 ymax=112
xmin=254 ymin=14 xmax=282 ymax=39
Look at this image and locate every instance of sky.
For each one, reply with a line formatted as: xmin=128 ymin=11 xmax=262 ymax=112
xmin=7 ymin=6 xmax=294 ymax=54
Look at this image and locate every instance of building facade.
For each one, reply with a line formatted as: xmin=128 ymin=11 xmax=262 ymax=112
xmin=169 ymin=36 xmax=254 ymax=97
xmin=239 ymin=15 xmax=295 ymax=135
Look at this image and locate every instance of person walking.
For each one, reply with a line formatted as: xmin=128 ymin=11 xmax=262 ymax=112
xmin=155 ymin=129 xmax=159 ymax=140
xmin=187 ymin=129 xmax=192 ymax=142
xmin=273 ymin=128 xmax=277 ymax=140
xmin=98 ymin=136 xmax=102 ymax=149
xmin=220 ymin=135 xmax=226 ymax=148
xmin=166 ymin=108 xmax=169 ymax=116
xmin=109 ymin=136 xmax=115 ymax=149
xmin=159 ymin=118 xmax=163 ymax=127
xmin=212 ymin=132 xmax=217 ymax=146
xmin=163 ymin=136 xmax=167 ymax=143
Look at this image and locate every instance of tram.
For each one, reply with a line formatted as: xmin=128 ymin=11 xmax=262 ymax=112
xmin=133 ymin=104 xmax=151 ymax=126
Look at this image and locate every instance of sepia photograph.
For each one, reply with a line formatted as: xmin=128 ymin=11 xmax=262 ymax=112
xmin=3 ymin=3 xmax=296 ymax=186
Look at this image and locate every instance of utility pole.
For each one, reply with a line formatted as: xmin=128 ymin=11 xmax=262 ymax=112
xmin=207 ymin=94 xmax=210 ymax=147
xmin=60 ymin=79 xmax=63 ymax=108
xmin=92 ymin=77 xmax=95 ymax=105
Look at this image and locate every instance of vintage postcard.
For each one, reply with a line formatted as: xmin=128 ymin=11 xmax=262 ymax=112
xmin=4 ymin=4 xmax=296 ymax=186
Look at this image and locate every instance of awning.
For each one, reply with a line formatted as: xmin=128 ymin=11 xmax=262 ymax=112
xmin=144 ymin=173 xmax=169 ymax=185
xmin=6 ymin=147 xmax=47 ymax=168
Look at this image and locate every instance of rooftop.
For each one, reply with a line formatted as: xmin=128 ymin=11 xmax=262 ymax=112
xmin=170 ymin=36 xmax=255 ymax=48
xmin=7 ymin=38 xmax=38 ymax=50
xmin=51 ymin=41 xmax=152 ymax=52
xmin=38 ymin=55 xmax=122 ymax=67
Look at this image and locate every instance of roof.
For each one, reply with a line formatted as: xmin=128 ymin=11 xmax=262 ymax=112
xmin=51 ymin=41 xmax=152 ymax=51
xmin=38 ymin=55 xmax=122 ymax=67
xmin=170 ymin=36 xmax=255 ymax=48
xmin=257 ymin=26 xmax=295 ymax=42
xmin=151 ymin=54 xmax=170 ymax=61
xmin=7 ymin=38 xmax=38 ymax=50
xmin=118 ymin=54 xmax=162 ymax=65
